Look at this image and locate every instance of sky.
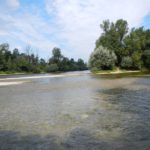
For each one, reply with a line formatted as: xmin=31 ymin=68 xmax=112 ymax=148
xmin=0 ymin=0 xmax=150 ymax=61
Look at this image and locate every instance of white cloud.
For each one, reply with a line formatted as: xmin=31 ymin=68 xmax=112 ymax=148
xmin=0 ymin=6 xmax=57 ymax=59
xmin=0 ymin=0 xmax=20 ymax=10
xmin=0 ymin=0 xmax=150 ymax=61
xmin=45 ymin=0 xmax=150 ymax=60
xmin=6 ymin=0 xmax=20 ymax=9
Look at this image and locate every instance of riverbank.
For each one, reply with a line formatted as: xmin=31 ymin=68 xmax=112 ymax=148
xmin=96 ymin=70 xmax=140 ymax=75
xmin=95 ymin=69 xmax=150 ymax=77
xmin=0 ymin=71 xmax=26 ymax=76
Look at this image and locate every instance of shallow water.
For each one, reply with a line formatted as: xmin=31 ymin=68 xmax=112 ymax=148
xmin=0 ymin=71 xmax=150 ymax=150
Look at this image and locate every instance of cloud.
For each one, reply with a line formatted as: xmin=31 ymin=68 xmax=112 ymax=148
xmin=45 ymin=0 xmax=150 ymax=60
xmin=0 ymin=0 xmax=150 ymax=61
xmin=0 ymin=2 xmax=58 ymax=59
xmin=6 ymin=0 xmax=20 ymax=9
xmin=0 ymin=0 xmax=20 ymax=10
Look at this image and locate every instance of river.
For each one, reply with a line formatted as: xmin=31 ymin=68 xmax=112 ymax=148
xmin=0 ymin=71 xmax=150 ymax=150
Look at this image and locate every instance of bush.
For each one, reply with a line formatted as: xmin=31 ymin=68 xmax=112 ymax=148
xmin=91 ymin=67 xmax=99 ymax=73
xmin=142 ymin=50 xmax=150 ymax=69
xmin=46 ymin=64 xmax=59 ymax=72
xmin=88 ymin=45 xmax=117 ymax=70
xmin=32 ymin=67 xmax=41 ymax=73
xmin=131 ymin=52 xmax=142 ymax=69
xmin=121 ymin=56 xmax=133 ymax=69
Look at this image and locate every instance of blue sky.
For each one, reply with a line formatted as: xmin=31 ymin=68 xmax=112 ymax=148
xmin=0 ymin=0 xmax=150 ymax=61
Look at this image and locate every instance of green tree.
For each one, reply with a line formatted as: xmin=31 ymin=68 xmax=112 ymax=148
xmin=145 ymin=29 xmax=150 ymax=50
xmin=124 ymin=27 xmax=146 ymax=55
xmin=96 ymin=19 xmax=128 ymax=65
xmin=121 ymin=56 xmax=133 ymax=69
xmin=46 ymin=64 xmax=59 ymax=72
xmin=131 ymin=52 xmax=142 ymax=69
xmin=142 ymin=50 xmax=150 ymax=69
xmin=49 ymin=47 xmax=63 ymax=64
xmin=77 ymin=59 xmax=87 ymax=70
xmin=0 ymin=43 xmax=10 ymax=71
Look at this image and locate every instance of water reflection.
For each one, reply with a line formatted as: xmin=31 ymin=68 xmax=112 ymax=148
xmin=0 ymin=72 xmax=150 ymax=149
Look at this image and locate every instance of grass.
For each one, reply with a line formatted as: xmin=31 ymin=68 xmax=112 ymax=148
xmin=0 ymin=71 xmax=26 ymax=75
xmin=92 ymin=68 xmax=150 ymax=78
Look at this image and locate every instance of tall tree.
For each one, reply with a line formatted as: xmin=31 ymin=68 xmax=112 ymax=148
xmin=96 ymin=19 xmax=128 ymax=65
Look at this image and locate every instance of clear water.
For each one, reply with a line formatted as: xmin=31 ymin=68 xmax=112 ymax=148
xmin=0 ymin=72 xmax=150 ymax=150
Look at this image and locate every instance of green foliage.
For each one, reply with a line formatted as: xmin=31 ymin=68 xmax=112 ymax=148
xmin=124 ymin=27 xmax=146 ymax=55
xmin=0 ymin=43 xmax=87 ymax=74
xmin=121 ymin=57 xmax=133 ymax=69
xmin=145 ymin=30 xmax=150 ymax=50
xmin=96 ymin=19 xmax=128 ymax=65
xmin=142 ymin=50 xmax=150 ymax=69
xmin=89 ymin=46 xmax=116 ymax=70
xmin=76 ymin=59 xmax=87 ymax=70
xmin=48 ymin=48 xmax=87 ymax=72
xmin=46 ymin=64 xmax=59 ymax=72
xmin=49 ymin=47 xmax=63 ymax=65
xmin=131 ymin=52 xmax=142 ymax=69
xmin=92 ymin=19 xmax=150 ymax=71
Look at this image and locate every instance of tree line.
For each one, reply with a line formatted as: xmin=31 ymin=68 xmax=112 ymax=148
xmin=89 ymin=19 xmax=150 ymax=71
xmin=0 ymin=44 xmax=87 ymax=73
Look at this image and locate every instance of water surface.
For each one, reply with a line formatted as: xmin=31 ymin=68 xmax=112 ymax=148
xmin=0 ymin=72 xmax=150 ymax=150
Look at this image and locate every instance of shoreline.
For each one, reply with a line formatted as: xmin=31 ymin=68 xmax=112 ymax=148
xmin=96 ymin=70 xmax=140 ymax=75
xmin=0 ymin=72 xmax=26 ymax=76
xmin=95 ymin=70 xmax=150 ymax=77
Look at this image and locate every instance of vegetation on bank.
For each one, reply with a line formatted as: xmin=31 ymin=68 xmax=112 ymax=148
xmin=0 ymin=44 xmax=87 ymax=74
xmin=89 ymin=19 xmax=150 ymax=72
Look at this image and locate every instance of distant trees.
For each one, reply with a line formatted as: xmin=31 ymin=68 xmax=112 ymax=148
xmin=0 ymin=44 xmax=87 ymax=73
xmin=89 ymin=19 xmax=150 ymax=71
xmin=48 ymin=47 xmax=87 ymax=72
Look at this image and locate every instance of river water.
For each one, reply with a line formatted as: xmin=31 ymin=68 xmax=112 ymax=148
xmin=0 ymin=71 xmax=150 ymax=150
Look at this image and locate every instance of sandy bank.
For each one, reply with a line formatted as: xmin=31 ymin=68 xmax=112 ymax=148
xmin=96 ymin=70 xmax=140 ymax=75
xmin=0 ymin=81 xmax=25 ymax=86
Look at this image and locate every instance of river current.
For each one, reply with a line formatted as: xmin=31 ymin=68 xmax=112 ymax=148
xmin=0 ymin=71 xmax=150 ymax=150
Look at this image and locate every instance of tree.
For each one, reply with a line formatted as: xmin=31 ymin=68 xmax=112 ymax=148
xmin=142 ymin=50 xmax=150 ymax=69
xmin=124 ymin=27 xmax=146 ymax=55
xmin=46 ymin=64 xmax=59 ymax=72
xmin=77 ymin=59 xmax=87 ymax=70
xmin=121 ymin=56 xmax=133 ymax=69
xmin=39 ymin=58 xmax=46 ymax=69
xmin=0 ymin=43 xmax=10 ymax=71
xmin=59 ymin=57 xmax=70 ymax=71
xmin=131 ymin=52 xmax=142 ymax=69
xmin=92 ymin=19 xmax=150 ymax=71
xmin=0 ymin=43 xmax=87 ymax=73
xmin=49 ymin=47 xmax=63 ymax=64
xmin=96 ymin=19 xmax=128 ymax=65
xmin=145 ymin=29 xmax=150 ymax=50
xmin=89 ymin=46 xmax=117 ymax=70
xmin=48 ymin=47 xmax=87 ymax=72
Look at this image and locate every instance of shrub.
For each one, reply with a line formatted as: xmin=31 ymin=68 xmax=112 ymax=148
xmin=88 ymin=45 xmax=117 ymax=70
xmin=46 ymin=64 xmax=59 ymax=72
xmin=121 ymin=56 xmax=133 ymax=69
xmin=32 ymin=67 xmax=41 ymax=73
xmin=142 ymin=50 xmax=150 ymax=69
xmin=131 ymin=52 xmax=142 ymax=69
